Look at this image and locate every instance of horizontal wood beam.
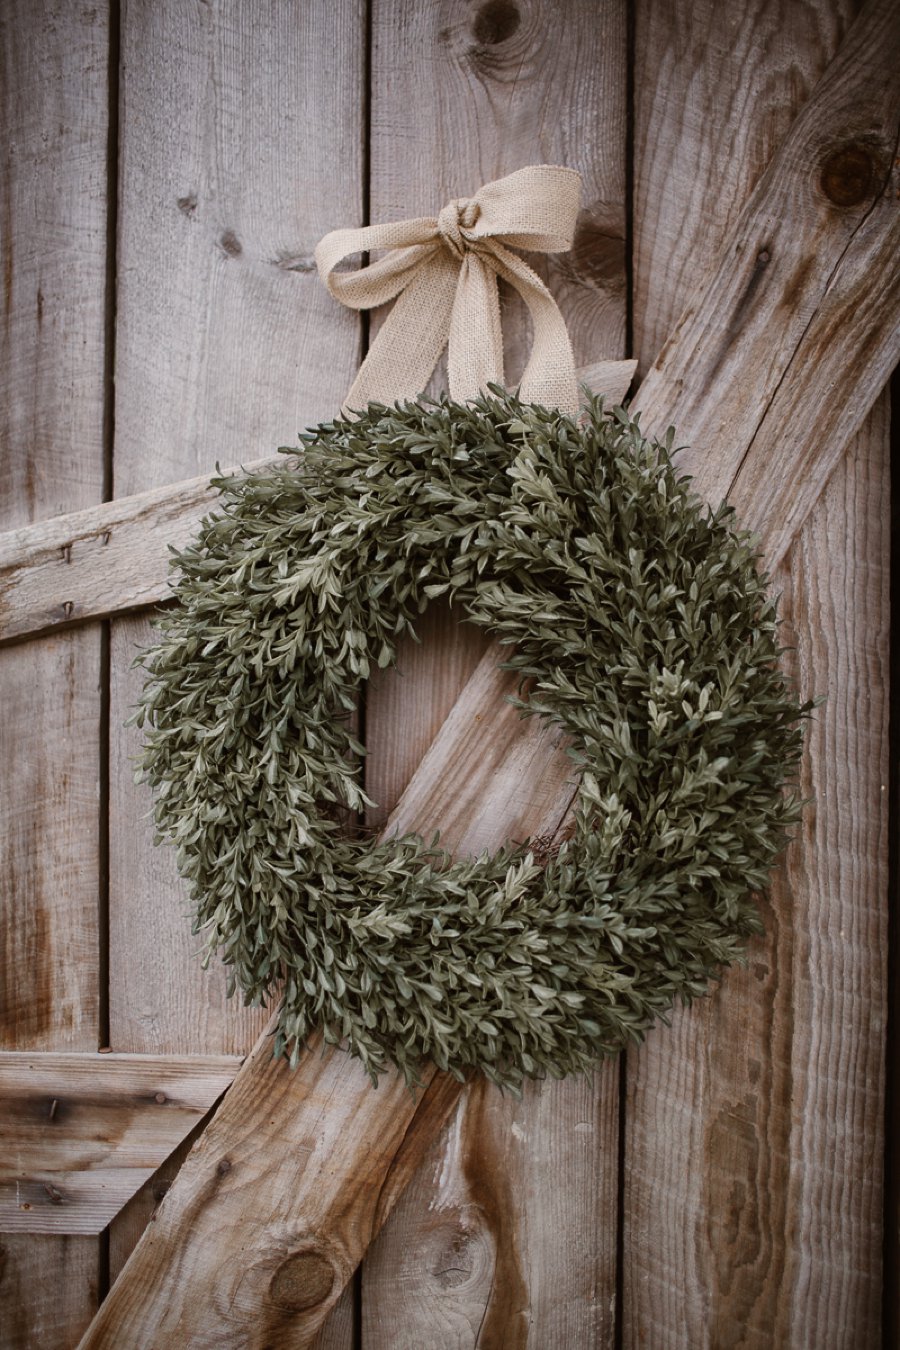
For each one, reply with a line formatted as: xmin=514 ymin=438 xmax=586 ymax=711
xmin=0 ymin=459 xmax=271 ymax=646
xmin=77 ymin=3 xmax=898 ymax=1341
xmin=0 ymin=1053 xmax=242 ymax=1234
xmin=0 ymin=361 xmax=637 ymax=647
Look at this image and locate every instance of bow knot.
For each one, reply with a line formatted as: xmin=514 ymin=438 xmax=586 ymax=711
xmin=437 ymin=198 xmax=481 ymax=258
xmin=315 ymin=165 xmax=583 ymax=416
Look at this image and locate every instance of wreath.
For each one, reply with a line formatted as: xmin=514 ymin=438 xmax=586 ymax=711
xmin=135 ymin=390 xmax=809 ymax=1090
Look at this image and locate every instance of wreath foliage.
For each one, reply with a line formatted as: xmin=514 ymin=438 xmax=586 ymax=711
xmin=135 ymin=391 xmax=810 ymax=1089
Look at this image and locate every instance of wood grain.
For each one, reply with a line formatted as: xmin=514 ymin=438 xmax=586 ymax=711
xmin=77 ymin=624 xmax=617 ymax=1349
xmin=0 ymin=362 xmax=635 ymax=646
xmin=107 ymin=1 xmax=366 ymax=1018
xmin=4 ymin=5 xmax=891 ymax=1346
xmin=0 ymin=462 xmax=271 ymax=645
xmin=76 ymin=719 xmax=490 ymax=1347
xmin=383 ymin=644 xmax=576 ymax=856
xmin=75 ymin=1028 xmax=462 ymax=1349
xmin=103 ymin=6 xmax=366 ymax=1343
xmin=0 ymin=1237 xmax=99 ymax=1350
xmin=108 ymin=615 xmax=275 ymax=1061
xmin=0 ymin=0 xmax=109 ymax=1344
xmin=622 ymin=1 xmax=888 ymax=1345
xmin=630 ymin=0 xmax=857 ymax=378
xmin=623 ymin=396 xmax=889 ymax=1350
xmin=13 ymin=37 xmax=897 ymax=642
xmin=112 ymin=12 xmax=362 ymax=501
xmin=633 ymin=0 xmax=899 ymax=563
xmin=361 ymin=2 xmax=628 ymax=1343
xmin=0 ymin=1053 xmax=241 ymax=1234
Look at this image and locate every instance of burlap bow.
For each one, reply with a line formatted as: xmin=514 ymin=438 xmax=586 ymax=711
xmin=315 ymin=165 xmax=582 ymax=416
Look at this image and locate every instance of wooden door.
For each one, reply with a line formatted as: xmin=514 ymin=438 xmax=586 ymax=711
xmin=1 ymin=2 xmax=894 ymax=1346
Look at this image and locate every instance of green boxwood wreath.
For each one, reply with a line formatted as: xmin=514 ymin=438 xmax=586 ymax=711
xmin=135 ymin=390 xmax=811 ymax=1089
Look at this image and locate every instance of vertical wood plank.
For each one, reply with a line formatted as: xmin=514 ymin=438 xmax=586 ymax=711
xmin=625 ymin=3 xmax=886 ymax=1345
xmin=108 ymin=0 xmax=365 ymax=1061
xmin=776 ymin=405 xmax=887 ymax=1341
xmin=631 ymin=0 xmax=857 ymax=382
xmin=623 ymin=403 xmax=889 ymax=1350
xmin=0 ymin=1237 xmax=99 ymax=1350
xmin=106 ymin=4 xmax=366 ymax=1343
xmin=362 ymin=1 xmax=627 ymax=1343
xmin=0 ymin=1 xmax=110 ymax=1345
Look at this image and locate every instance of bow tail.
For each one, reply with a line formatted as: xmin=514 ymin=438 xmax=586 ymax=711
xmin=487 ymin=242 xmax=580 ymax=416
xmin=341 ymin=250 xmax=460 ymax=415
xmin=447 ymin=253 xmax=505 ymax=405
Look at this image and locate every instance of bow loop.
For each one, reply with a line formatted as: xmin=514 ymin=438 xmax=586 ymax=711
xmin=315 ymin=165 xmax=582 ymax=416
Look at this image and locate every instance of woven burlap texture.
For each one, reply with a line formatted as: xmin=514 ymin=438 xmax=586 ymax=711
xmin=315 ymin=165 xmax=582 ymax=416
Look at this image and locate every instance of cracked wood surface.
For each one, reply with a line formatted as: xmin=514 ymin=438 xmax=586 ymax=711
xmin=1 ymin=1 xmax=894 ymax=1346
xmin=633 ymin=0 xmax=900 ymax=569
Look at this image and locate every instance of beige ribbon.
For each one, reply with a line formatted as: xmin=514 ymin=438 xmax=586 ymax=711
xmin=315 ymin=165 xmax=582 ymax=416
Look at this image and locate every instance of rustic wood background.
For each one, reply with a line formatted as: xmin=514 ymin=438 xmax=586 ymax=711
xmin=0 ymin=0 xmax=893 ymax=1346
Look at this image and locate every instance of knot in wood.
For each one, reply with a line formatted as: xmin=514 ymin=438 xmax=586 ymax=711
xmin=819 ymin=143 xmax=878 ymax=208
xmin=473 ymin=0 xmax=520 ymax=45
xmin=269 ymin=1248 xmax=336 ymax=1312
xmin=437 ymin=198 xmax=481 ymax=259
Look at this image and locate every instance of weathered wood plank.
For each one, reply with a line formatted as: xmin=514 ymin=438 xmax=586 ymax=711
xmin=109 ymin=615 xmax=274 ymax=1061
xmin=629 ymin=1 xmax=858 ymax=378
xmin=75 ymin=1029 xmax=462 ymax=1349
xmin=383 ymin=648 xmax=575 ymax=855
xmin=0 ymin=6 xmax=108 ymax=523
xmin=112 ymin=15 xmax=362 ymax=499
xmin=0 ymin=0 xmax=108 ymax=1056
xmin=364 ymin=0 xmax=898 ymax=1042
xmin=363 ymin=1060 xmax=619 ymax=1349
xmin=78 ymin=730 xmax=501 ymax=1348
xmin=104 ymin=1101 xmax=376 ymax=1347
xmin=623 ymin=399 xmax=889 ymax=1349
xmin=0 ymin=0 xmax=109 ymax=1343
xmin=106 ymin=0 xmax=364 ymax=1043
xmin=622 ymin=1 xmax=888 ymax=1345
xmin=0 ymin=361 xmax=636 ymax=646
xmin=1 ymin=640 xmax=103 ymax=1051
xmin=103 ymin=10 xmax=367 ymax=1345
xmin=362 ymin=4 xmax=628 ymax=1338
xmin=0 ymin=464 xmax=268 ymax=644
xmin=363 ymin=603 xmax=493 ymax=836
xmin=107 ymin=1113 xmax=207 ymax=1285
xmin=774 ymin=409 xmax=888 ymax=1338
xmin=0 ymin=1236 xmax=99 ymax=1350
xmin=0 ymin=1053 xmax=241 ymax=1234
xmin=634 ymin=0 xmax=899 ymax=566
xmin=364 ymin=15 xmax=895 ymax=1344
